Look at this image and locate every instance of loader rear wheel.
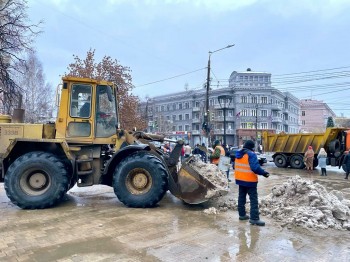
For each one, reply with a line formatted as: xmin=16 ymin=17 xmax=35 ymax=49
xmin=4 ymin=151 xmax=69 ymax=209
xmin=113 ymin=152 xmax=168 ymax=208
xmin=274 ymin=154 xmax=288 ymax=168
xmin=290 ymin=154 xmax=305 ymax=169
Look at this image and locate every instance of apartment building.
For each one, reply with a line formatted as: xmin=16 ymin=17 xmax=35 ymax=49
xmin=300 ymin=99 xmax=336 ymax=132
xmin=140 ymin=69 xmax=300 ymax=147
xmin=229 ymin=69 xmax=300 ymax=146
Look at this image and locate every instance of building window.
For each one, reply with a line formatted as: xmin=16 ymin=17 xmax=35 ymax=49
xmin=161 ymin=105 xmax=164 ymax=112
xmin=241 ymin=96 xmax=248 ymax=103
xmin=261 ymin=97 xmax=268 ymax=104
xmin=302 ymin=111 xmax=305 ymax=116
xmin=184 ymin=102 xmax=189 ymax=109
xmin=172 ymin=126 xmax=176 ymax=131
xmin=166 ymin=115 xmax=170 ymax=120
xmin=228 ymin=110 xmax=233 ymax=117
xmin=178 ymin=125 xmax=183 ymax=131
xmin=241 ymin=123 xmax=248 ymax=129
xmin=240 ymin=76 xmax=243 ymax=81
xmin=178 ymin=103 xmax=182 ymax=110
xmin=185 ymin=113 xmax=189 ymax=120
xmin=242 ymin=109 xmax=248 ymax=116
xmin=195 ymin=101 xmax=200 ymax=107
xmin=245 ymin=76 xmax=248 ymax=81
xmin=209 ymin=99 xmax=214 ymax=106
xmin=261 ymin=110 xmax=268 ymax=117
xmin=172 ymin=103 xmax=176 ymax=110
xmin=251 ymin=96 xmax=258 ymax=104
xmin=172 ymin=115 xmax=176 ymax=121
xmin=178 ymin=114 xmax=182 ymax=121
xmin=261 ymin=123 xmax=268 ymax=129
xmin=185 ymin=125 xmax=190 ymax=131
xmin=302 ymin=120 xmax=305 ymax=125
xmin=252 ymin=109 xmax=257 ymax=117
xmin=155 ymin=106 xmax=159 ymax=113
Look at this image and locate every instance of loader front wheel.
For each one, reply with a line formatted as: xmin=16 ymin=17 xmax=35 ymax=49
xmin=4 ymin=151 xmax=69 ymax=209
xmin=113 ymin=152 xmax=168 ymax=208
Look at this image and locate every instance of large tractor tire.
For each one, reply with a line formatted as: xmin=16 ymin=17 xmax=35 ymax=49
xmin=113 ymin=152 xmax=168 ymax=208
xmin=290 ymin=154 xmax=305 ymax=169
xmin=274 ymin=154 xmax=288 ymax=168
xmin=4 ymin=151 xmax=70 ymax=209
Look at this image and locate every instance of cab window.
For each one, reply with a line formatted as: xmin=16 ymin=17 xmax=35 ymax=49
xmin=70 ymin=84 xmax=92 ymax=118
xmin=95 ymin=85 xmax=117 ymax=137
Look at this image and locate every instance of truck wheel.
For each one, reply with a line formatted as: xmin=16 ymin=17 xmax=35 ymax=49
xmin=290 ymin=154 xmax=305 ymax=169
xmin=4 ymin=151 xmax=69 ymax=209
xmin=113 ymin=152 xmax=168 ymax=208
xmin=274 ymin=154 xmax=288 ymax=168
xmin=329 ymin=139 xmax=340 ymax=153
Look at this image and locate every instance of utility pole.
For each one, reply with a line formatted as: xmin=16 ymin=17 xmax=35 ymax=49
xmin=203 ymin=44 xmax=234 ymax=139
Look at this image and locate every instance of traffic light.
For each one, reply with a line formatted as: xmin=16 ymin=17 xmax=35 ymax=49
xmin=211 ymin=112 xmax=215 ymax=121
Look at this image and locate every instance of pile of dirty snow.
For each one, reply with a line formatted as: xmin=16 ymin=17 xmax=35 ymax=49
xmin=188 ymin=156 xmax=229 ymax=199
xmin=260 ymin=175 xmax=350 ymax=230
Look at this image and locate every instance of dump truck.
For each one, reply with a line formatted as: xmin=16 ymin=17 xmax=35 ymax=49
xmin=262 ymin=128 xmax=350 ymax=170
xmin=0 ymin=77 xmax=224 ymax=209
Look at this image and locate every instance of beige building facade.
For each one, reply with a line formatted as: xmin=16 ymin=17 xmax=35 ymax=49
xmin=300 ymin=99 xmax=336 ymax=133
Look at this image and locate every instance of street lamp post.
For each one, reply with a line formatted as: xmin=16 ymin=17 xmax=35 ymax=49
xmin=218 ymin=95 xmax=233 ymax=147
xmin=204 ymin=44 xmax=235 ymax=137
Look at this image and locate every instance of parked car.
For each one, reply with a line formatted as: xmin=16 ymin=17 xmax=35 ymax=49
xmin=229 ymin=147 xmax=266 ymax=166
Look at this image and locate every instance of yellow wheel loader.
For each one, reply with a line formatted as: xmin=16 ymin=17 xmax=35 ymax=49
xmin=0 ymin=77 xmax=223 ymax=209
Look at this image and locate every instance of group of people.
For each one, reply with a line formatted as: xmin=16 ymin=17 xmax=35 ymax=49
xmin=304 ymin=145 xmax=350 ymax=179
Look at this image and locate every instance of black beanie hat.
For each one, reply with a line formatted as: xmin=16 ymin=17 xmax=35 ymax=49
xmin=214 ymin=140 xmax=220 ymax=146
xmin=243 ymin=140 xmax=255 ymax=150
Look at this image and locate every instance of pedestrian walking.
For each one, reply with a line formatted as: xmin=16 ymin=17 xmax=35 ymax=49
xmin=317 ymin=148 xmax=327 ymax=176
xmin=304 ymin=145 xmax=315 ymax=173
xmin=234 ymin=140 xmax=269 ymax=226
xmin=343 ymin=151 xmax=350 ymax=179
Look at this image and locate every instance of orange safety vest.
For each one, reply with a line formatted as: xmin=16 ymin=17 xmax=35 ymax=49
xmin=212 ymin=146 xmax=225 ymax=165
xmin=234 ymin=154 xmax=258 ymax=182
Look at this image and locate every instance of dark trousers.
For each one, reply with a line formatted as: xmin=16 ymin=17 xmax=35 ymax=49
xmin=321 ymin=168 xmax=327 ymax=176
xmin=238 ymin=185 xmax=259 ymax=220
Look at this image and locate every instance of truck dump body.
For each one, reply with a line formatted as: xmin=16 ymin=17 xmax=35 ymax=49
xmin=262 ymin=128 xmax=349 ymax=169
xmin=263 ymin=128 xmax=345 ymax=154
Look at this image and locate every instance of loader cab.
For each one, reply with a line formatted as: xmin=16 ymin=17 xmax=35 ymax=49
xmin=55 ymin=77 xmax=118 ymax=143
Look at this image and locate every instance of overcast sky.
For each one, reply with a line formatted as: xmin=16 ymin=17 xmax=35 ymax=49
xmin=27 ymin=0 xmax=350 ymax=117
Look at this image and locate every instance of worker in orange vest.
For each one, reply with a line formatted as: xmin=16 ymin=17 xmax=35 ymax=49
xmin=210 ymin=140 xmax=225 ymax=165
xmin=234 ymin=140 xmax=269 ymax=226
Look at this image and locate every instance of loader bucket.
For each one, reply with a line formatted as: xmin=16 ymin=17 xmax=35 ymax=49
xmin=169 ymin=156 xmax=227 ymax=204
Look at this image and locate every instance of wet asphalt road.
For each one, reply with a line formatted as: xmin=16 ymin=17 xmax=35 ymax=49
xmin=1 ymin=162 xmax=350 ymax=261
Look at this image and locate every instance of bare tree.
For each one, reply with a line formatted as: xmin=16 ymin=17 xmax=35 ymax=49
xmin=14 ymin=51 xmax=54 ymax=123
xmin=0 ymin=0 xmax=42 ymax=114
